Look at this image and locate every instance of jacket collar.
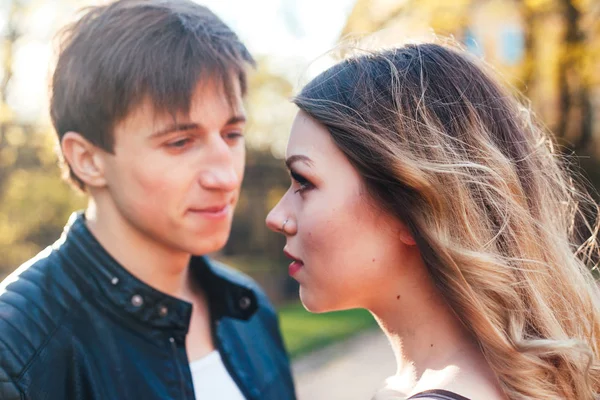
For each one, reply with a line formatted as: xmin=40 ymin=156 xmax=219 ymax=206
xmin=58 ymin=212 xmax=258 ymax=336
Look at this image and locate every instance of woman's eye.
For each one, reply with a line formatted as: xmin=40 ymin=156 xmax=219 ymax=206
xmin=291 ymin=170 xmax=312 ymax=193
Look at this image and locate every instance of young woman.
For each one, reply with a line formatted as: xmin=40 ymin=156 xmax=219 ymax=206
xmin=267 ymin=43 xmax=600 ymax=399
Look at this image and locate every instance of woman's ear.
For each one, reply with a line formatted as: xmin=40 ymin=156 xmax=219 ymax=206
xmin=61 ymin=132 xmax=107 ymax=188
xmin=398 ymin=222 xmax=417 ymax=246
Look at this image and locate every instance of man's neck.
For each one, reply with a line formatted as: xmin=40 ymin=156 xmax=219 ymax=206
xmin=84 ymin=201 xmax=193 ymax=299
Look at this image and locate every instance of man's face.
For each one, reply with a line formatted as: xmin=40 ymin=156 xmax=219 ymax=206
xmin=96 ymin=78 xmax=246 ymax=256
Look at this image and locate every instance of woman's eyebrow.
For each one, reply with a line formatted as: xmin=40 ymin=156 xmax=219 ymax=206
xmin=285 ymin=154 xmax=314 ymax=170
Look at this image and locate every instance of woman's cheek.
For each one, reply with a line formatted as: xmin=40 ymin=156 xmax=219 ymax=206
xmin=304 ymin=210 xmax=345 ymax=261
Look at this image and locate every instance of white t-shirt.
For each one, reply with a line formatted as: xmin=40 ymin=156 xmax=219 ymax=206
xmin=190 ymin=350 xmax=246 ymax=399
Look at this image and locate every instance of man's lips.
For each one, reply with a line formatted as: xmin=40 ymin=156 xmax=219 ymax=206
xmin=190 ymin=205 xmax=228 ymax=212
xmin=188 ymin=204 xmax=231 ymax=218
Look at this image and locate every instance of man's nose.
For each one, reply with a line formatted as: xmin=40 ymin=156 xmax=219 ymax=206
xmin=198 ymin=136 xmax=242 ymax=191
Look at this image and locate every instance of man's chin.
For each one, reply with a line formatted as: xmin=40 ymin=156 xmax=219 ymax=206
xmin=186 ymin=232 xmax=230 ymax=256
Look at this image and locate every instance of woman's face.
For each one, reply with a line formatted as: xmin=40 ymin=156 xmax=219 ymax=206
xmin=266 ymin=111 xmax=417 ymax=313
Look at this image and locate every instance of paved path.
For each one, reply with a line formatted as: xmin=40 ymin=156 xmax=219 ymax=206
xmin=292 ymin=329 xmax=396 ymax=400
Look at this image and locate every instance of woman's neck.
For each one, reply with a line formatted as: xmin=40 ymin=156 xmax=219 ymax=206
xmin=370 ymin=281 xmax=481 ymax=396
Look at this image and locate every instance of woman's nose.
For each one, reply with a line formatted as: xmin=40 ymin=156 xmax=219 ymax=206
xmin=266 ymin=206 xmax=284 ymax=233
xmin=266 ymin=200 xmax=295 ymax=235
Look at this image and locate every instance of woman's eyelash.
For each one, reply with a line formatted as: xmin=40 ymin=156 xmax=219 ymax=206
xmin=290 ymin=170 xmax=312 ymax=193
xmin=290 ymin=170 xmax=306 ymax=183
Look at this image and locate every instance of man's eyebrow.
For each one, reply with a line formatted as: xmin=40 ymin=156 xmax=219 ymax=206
xmin=149 ymin=123 xmax=200 ymax=138
xmin=226 ymin=115 xmax=246 ymax=125
xmin=285 ymin=154 xmax=314 ymax=170
xmin=149 ymin=115 xmax=246 ymax=138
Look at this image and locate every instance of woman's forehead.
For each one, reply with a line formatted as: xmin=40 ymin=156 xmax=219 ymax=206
xmin=287 ymin=112 xmax=336 ymax=159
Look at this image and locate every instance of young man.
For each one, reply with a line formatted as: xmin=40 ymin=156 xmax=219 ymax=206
xmin=0 ymin=1 xmax=296 ymax=399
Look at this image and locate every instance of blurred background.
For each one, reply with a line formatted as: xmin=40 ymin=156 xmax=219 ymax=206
xmin=1 ymin=0 xmax=599 ymax=397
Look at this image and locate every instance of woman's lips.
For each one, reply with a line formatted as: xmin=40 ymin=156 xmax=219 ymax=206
xmin=284 ymin=249 xmax=304 ymax=276
xmin=288 ymin=261 xmax=303 ymax=276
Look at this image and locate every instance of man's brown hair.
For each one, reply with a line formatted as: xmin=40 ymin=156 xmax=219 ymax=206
xmin=51 ymin=0 xmax=255 ymax=190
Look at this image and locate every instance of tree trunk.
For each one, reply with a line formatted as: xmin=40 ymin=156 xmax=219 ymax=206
xmin=556 ymin=0 xmax=590 ymax=152
xmin=518 ymin=3 xmax=536 ymax=94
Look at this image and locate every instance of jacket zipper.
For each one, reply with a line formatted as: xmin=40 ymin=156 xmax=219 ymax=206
xmin=170 ymin=336 xmax=188 ymax=400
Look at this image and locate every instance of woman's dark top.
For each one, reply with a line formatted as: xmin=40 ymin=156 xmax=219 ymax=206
xmin=408 ymin=389 xmax=471 ymax=400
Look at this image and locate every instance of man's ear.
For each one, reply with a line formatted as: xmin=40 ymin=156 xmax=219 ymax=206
xmin=61 ymin=132 xmax=107 ymax=188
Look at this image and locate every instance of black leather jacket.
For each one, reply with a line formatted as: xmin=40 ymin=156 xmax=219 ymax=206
xmin=0 ymin=213 xmax=296 ymax=400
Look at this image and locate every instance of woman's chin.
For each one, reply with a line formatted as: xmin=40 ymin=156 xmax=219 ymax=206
xmin=299 ymin=287 xmax=338 ymax=314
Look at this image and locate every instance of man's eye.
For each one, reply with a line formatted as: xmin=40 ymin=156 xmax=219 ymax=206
xmin=167 ymin=138 xmax=192 ymax=148
xmin=224 ymin=132 xmax=244 ymax=141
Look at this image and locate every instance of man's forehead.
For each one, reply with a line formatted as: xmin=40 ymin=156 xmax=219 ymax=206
xmin=114 ymin=100 xmax=244 ymax=140
xmin=140 ymin=70 xmax=243 ymax=112
xmin=153 ymin=81 xmax=244 ymax=115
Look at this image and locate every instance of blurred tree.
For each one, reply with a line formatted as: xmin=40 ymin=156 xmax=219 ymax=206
xmin=1 ymin=0 xmax=20 ymax=196
xmin=224 ymin=57 xmax=295 ymax=263
xmin=0 ymin=0 xmax=87 ymax=278
xmin=555 ymin=0 xmax=592 ymax=150
xmin=218 ymin=57 xmax=299 ymax=301
xmin=342 ymin=0 xmax=600 ymax=164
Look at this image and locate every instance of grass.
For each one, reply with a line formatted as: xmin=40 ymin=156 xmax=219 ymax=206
xmin=277 ymin=301 xmax=377 ymax=359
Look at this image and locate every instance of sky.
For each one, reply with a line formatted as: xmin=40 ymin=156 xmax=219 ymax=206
xmin=199 ymin=0 xmax=356 ymax=60
xmin=2 ymin=0 xmax=356 ymax=123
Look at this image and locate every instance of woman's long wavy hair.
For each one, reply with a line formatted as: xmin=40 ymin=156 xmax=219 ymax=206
xmin=293 ymin=42 xmax=600 ymax=400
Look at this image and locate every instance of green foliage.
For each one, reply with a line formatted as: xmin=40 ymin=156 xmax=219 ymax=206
xmin=278 ymin=302 xmax=377 ymax=359
xmin=0 ymin=162 xmax=85 ymax=277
